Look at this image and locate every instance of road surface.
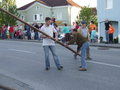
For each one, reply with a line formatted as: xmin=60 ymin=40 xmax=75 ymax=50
xmin=0 ymin=40 xmax=120 ymax=90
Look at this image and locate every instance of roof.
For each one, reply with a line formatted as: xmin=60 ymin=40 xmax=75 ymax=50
xmin=18 ymin=0 xmax=81 ymax=10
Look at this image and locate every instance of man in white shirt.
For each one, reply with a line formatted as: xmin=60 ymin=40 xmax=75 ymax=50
xmin=41 ymin=17 xmax=63 ymax=70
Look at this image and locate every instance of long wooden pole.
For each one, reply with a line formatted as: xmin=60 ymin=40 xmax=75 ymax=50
xmin=0 ymin=8 xmax=80 ymax=56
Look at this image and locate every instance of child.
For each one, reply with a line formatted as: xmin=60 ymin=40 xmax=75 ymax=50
xmin=6 ymin=30 xmax=10 ymax=39
xmin=91 ymin=27 xmax=96 ymax=43
xmin=31 ymin=30 xmax=35 ymax=40
xmin=66 ymin=29 xmax=89 ymax=71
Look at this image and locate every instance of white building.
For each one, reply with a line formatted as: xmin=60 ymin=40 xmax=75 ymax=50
xmin=18 ymin=0 xmax=81 ymax=26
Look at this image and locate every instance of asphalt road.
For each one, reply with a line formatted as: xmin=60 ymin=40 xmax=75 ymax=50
xmin=0 ymin=40 xmax=120 ymax=90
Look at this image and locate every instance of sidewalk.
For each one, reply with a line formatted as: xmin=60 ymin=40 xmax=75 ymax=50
xmin=1 ymin=39 xmax=120 ymax=49
xmin=90 ymin=43 xmax=120 ymax=49
xmin=0 ymin=74 xmax=33 ymax=90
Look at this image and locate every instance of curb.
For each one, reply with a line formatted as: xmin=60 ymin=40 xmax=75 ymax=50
xmin=1 ymin=39 xmax=120 ymax=49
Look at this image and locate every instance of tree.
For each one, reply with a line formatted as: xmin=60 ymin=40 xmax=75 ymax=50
xmin=0 ymin=0 xmax=19 ymax=26
xmin=76 ymin=6 xmax=98 ymax=26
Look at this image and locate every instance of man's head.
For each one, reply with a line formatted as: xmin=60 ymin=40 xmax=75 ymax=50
xmin=45 ymin=17 xmax=52 ymax=25
xmin=64 ymin=23 xmax=67 ymax=26
xmin=72 ymin=29 xmax=77 ymax=34
xmin=90 ymin=21 xmax=94 ymax=24
xmin=109 ymin=23 xmax=112 ymax=27
xmin=76 ymin=22 xmax=79 ymax=25
xmin=81 ymin=21 xmax=86 ymax=28
xmin=105 ymin=18 xmax=109 ymax=23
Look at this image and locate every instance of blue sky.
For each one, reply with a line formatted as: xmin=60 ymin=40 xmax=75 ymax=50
xmin=16 ymin=0 xmax=97 ymax=8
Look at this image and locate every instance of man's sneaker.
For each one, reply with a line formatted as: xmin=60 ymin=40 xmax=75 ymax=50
xmin=45 ymin=67 xmax=50 ymax=71
xmin=79 ymin=68 xmax=87 ymax=71
xmin=57 ymin=66 xmax=63 ymax=70
xmin=86 ymin=57 xmax=92 ymax=60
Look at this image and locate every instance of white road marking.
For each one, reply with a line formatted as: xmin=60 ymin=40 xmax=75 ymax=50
xmin=8 ymin=49 xmax=36 ymax=54
xmin=88 ymin=61 xmax=120 ymax=68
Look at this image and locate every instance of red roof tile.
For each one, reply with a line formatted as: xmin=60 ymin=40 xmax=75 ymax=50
xmin=18 ymin=0 xmax=80 ymax=10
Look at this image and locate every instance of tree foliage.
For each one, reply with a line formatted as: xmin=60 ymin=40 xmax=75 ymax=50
xmin=0 ymin=0 xmax=19 ymax=26
xmin=76 ymin=6 xmax=98 ymax=26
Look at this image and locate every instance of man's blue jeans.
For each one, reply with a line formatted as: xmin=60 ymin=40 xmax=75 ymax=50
xmin=43 ymin=46 xmax=61 ymax=68
xmin=106 ymin=30 xmax=109 ymax=43
xmin=81 ymin=42 xmax=89 ymax=68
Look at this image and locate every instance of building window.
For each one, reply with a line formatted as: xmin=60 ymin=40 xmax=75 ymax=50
xmin=39 ymin=13 xmax=43 ymax=20
xmin=57 ymin=12 xmax=62 ymax=20
xmin=33 ymin=14 xmax=40 ymax=21
xmin=33 ymin=14 xmax=43 ymax=21
xmin=106 ymin=0 xmax=113 ymax=9
xmin=36 ymin=6 xmax=40 ymax=10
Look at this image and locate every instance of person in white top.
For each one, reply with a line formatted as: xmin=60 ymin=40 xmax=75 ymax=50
xmin=41 ymin=17 xmax=63 ymax=70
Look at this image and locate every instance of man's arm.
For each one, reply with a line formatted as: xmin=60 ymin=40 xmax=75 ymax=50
xmin=67 ymin=34 xmax=77 ymax=45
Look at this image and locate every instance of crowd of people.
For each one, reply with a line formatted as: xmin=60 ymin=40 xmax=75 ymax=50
xmin=0 ymin=23 xmax=44 ymax=40
xmin=0 ymin=19 xmax=98 ymax=44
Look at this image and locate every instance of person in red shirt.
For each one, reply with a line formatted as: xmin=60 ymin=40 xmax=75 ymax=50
xmin=0 ymin=26 xmax=2 ymax=38
xmin=108 ymin=23 xmax=115 ymax=43
xmin=75 ymin=22 xmax=80 ymax=30
xmin=16 ymin=30 xmax=20 ymax=39
xmin=9 ymin=25 xmax=14 ymax=39
xmin=89 ymin=21 xmax=97 ymax=34
xmin=2 ymin=24 xmax=7 ymax=39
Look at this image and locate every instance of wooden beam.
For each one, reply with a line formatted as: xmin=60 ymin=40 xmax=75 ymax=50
xmin=0 ymin=85 xmax=16 ymax=90
xmin=0 ymin=8 xmax=80 ymax=56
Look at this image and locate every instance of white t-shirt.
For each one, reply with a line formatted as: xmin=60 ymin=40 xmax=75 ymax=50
xmin=41 ymin=25 xmax=57 ymax=46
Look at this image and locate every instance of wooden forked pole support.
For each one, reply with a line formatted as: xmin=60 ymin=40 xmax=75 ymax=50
xmin=0 ymin=8 xmax=80 ymax=56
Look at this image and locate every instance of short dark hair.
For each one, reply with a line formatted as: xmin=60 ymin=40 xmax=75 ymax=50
xmin=91 ymin=21 xmax=94 ymax=24
xmin=64 ymin=23 xmax=67 ymax=26
xmin=73 ymin=29 xmax=77 ymax=32
xmin=76 ymin=22 xmax=79 ymax=25
xmin=45 ymin=17 xmax=51 ymax=22
xmin=109 ymin=23 xmax=112 ymax=26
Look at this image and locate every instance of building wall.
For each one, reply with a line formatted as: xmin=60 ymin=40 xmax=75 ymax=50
xmin=70 ymin=6 xmax=80 ymax=25
xmin=18 ymin=2 xmax=80 ymax=27
xmin=52 ymin=6 xmax=69 ymax=25
xmin=97 ymin=0 xmax=120 ymax=22
xmin=97 ymin=0 xmax=120 ymax=43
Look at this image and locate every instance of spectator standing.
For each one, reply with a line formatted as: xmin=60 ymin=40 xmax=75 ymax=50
xmin=108 ymin=23 xmax=115 ymax=43
xmin=9 ymin=25 xmax=14 ymax=39
xmin=105 ymin=19 xmax=110 ymax=44
xmin=2 ymin=24 xmax=7 ymax=39
xmin=31 ymin=30 xmax=35 ymax=40
xmin=91 ymin=27 xmax=97 ymax=43
xmin=75 ymin=22 xmax=80 ymax=30
xmin=25 ymin=25 xmax=31 ymax=40
xmin=89 ymin=21 xmax=97 ymax=37
xmin=34 ymin=23 xmax=39 ymax=40
xmin=62 ymin=24 xmax=70 ymax=42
